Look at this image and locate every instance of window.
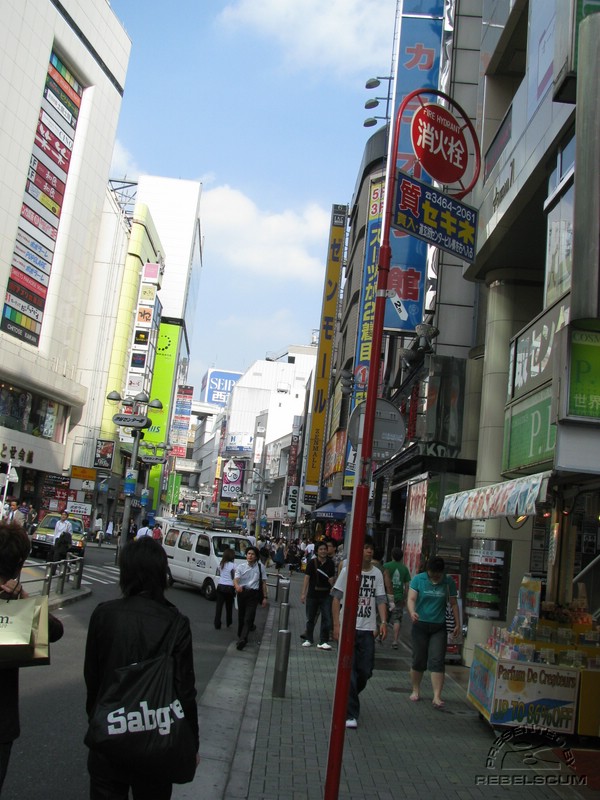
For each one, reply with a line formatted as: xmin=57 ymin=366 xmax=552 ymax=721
xmin=178 ymin=531 xmax=194 ymax=551
xmin=164 ymin=528 xmax=179 ymax=547
xmin=0 ymin=383 xmax=67 ymax=443
xmin=544 ymin=131 xmax=575 ymax=307
xmin=213 ymin=536 xmax=251 ymax=559
xmin=195 ymin=535 xmax=210 ymax=556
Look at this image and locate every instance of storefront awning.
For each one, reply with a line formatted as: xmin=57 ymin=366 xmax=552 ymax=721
xmin=310 ymin=500 xmax=351 ymax=520
xmin=439 ymin=471 xmax=553 ymax=522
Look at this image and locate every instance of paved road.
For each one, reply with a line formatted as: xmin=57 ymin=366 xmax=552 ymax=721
xmin=3 ymin=545 xmax=266 ymax=800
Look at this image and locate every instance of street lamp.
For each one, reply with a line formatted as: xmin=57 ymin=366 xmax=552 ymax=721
xmin=107 ymin=390 xmax=163 ymax=551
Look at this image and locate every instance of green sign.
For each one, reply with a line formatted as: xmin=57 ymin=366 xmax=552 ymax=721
xmin=568 ymin=330 xmax=600 ymax=418
xmin=503 ymin=387 xmax=556 ymax=472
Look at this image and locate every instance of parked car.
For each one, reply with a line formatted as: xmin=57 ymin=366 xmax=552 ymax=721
xmin=30 ymin=512 xmax=87 ymax=558
xmin=162 ymin=519 xmax=251 ymax=600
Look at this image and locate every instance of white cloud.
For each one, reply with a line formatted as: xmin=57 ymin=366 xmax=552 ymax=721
xmin=109 ymin=139 xmax=142 ymax=181
xmin=218 ymin=0 xmax=396 ymax=79
xmin=201 ymin=185 xmax=330 ymax=283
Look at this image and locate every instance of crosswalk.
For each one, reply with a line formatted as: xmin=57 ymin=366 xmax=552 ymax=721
xmin=24 ymin=559 xmax=121 ymax=586
xmin=80 ymin=563 xmax=121 ymax=585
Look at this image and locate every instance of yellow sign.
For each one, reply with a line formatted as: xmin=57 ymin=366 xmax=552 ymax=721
xmin=304 ymin=204 xmax=347 ymax=494
xmin=71 ymin=465 xmax=97 ymax=481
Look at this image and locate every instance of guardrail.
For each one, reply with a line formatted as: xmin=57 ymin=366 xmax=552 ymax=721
xmin=20 ymin=555 xmax=85 ymax=596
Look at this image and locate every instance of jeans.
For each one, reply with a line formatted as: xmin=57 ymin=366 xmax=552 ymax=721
xmin=237 ymin=588 xmax=261 ymax=641
xmin=347 ymin=629 xmax=375 ymax=720
xmin=214 ymin=585 xmax=235 ymax=628
xmin=411 ymin=621 xmax=447 ymax=672
xmin=305 ymin=593 xmax=332 ymax=644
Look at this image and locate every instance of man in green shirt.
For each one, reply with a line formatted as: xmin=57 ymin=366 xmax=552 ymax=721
xmin=383 ymin=548 xmax=411 ymax=649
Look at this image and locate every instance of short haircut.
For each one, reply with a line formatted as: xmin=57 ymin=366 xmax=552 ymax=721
xmin=0 ymin=521 xmax=31 ymax=580
xmin=391 ymin=548 xmax=404 ymax=561
xmin=315 ymin=541 xmax=328 ymax=551
xmin=364 ymin=535 xmax=375 ymax=549
xmin=246 ymin=546 xmax=260 ymax=559
xmin=119 ymin=537 xmax=168 ymax=600
xmin=427 ymin=556 xmax=445 ymax=573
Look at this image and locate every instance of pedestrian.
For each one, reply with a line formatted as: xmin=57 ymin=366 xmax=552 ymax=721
xmin=105 ymin=520 xmax=114 ymax=541
xmin=406 ymin=555 xmax=460 ymax=708
xmin=84 ymin=538 xmax=199 ymax=797
xmin=25 ymin=505 xmax=37 ymax=535
xmin=233 ymin=546 xmax=267 ymax=651
xmin=6 ymin=500 xmax=25 ymax=527
xmin=152 ymin=523 xmax=163 ymax=543
xmin=128 ymin=519 xmax=137 ymax=542
xmin=0 ymin=521 xmax=64 ymax=794
xmin=51 ymin=510 xmax=72 ymax=561
xmin=331 ymin=535 xmax=388 ymax=729
xmin=273 ymin=540 xmax=286 ymax=572
xmin=214 ymin=548 xmax=235 ymax=630
xmin=300 ymin=540 xmax=335 ymax=650
xmin=383 ymin=548 xmax=411 ymax=649
xmin=135 ymin=518 xmax=152 ymax=539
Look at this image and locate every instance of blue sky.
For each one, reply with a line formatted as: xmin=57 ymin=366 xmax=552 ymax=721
xmin=108 ymin=0 xmax=396 ymax=394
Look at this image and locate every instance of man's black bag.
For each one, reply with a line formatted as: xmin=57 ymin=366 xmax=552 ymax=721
xmin=84 ymin=617 xmax=197 ymax=784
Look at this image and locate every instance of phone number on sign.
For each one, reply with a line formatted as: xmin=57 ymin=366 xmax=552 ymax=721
xmin=424 ymin=190 xmax=476 ymax=222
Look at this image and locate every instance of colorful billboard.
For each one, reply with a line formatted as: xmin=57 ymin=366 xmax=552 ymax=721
xmin=2 ymin=52 xmax=83 ymax=345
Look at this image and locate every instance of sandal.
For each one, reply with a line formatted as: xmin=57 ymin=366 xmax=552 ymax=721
xmin=409 ymin=693 xmax=421 ymax=702
xmin=432 ymin=700 xmax=445 ymax=709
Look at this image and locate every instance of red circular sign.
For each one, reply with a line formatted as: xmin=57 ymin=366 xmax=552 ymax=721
xmin=411 ymin=103 xmax=468 ymax=184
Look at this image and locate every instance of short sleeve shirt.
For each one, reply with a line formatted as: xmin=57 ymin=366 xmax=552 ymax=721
xmin=333 ymin=566 xmax=386 ymax=632
xmin=409 ymin=572 xmax=457 ymax=624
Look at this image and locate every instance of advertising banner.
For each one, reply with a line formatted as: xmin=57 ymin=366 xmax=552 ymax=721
xmin=383 ymin=7 xmax=444 ymax=332
xmin=304 ymin=204 xmax=346 ymax=500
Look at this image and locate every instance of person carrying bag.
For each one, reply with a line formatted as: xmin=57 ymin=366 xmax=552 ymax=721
xmin=0 ymin=521 xmax=64 ymax=794
xmin=84 ymin=538 xmax=199 ymax=798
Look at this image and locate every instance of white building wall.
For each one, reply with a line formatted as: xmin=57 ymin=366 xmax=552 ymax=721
xmin=0 ymin=0 xmax=130 ymax=411
xmin=136 ymin=176 xmax=202 ymax=339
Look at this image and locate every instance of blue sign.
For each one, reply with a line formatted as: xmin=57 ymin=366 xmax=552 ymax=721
xmin=392 ymin=171 xmax=477 ymax=263
xmin=203 ymin=369 xmax=242 ymax=407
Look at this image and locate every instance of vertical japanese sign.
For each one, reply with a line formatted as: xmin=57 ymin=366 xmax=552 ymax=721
xmin=304 ymin=204 xmax=347 ymax=504
xmin=383 ymin=4 xmax=444 ymax=332
xmin=170 ymin=384 xmax=193 ymax=457
xmin=2 ymin=52 xmax=83 ymax=345
xmin=343 ymin=179 xmax=383 ymax=491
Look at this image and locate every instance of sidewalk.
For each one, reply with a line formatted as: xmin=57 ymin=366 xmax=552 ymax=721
xmin=179 ymin=572 xmax=597 ymax=800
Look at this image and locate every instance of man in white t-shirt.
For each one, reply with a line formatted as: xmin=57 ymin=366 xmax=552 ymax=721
xmin=135 ymin=519 xmax=152 ymax=539
xmin=331 ymin=535 xmax=387 ymax=729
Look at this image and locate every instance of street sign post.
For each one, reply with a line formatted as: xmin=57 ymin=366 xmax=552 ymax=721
xmin=112 ymin=413 xmax=149 ymax=428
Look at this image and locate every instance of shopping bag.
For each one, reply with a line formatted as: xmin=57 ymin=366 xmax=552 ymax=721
xmin=85 ymin=618 xmax=197 ymax=784
xmin=0 ymin=596 xmax=50 ymax=668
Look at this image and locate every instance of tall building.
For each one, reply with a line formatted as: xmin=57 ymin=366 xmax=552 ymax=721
xmin=0 ymin=0 xmax=130 ymax=514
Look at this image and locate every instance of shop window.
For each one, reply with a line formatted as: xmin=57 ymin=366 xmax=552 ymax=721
xmin=544 ymin=132 xmax=575 ymax=307
xmin=0 ymin=383 xmax=67 ymax=443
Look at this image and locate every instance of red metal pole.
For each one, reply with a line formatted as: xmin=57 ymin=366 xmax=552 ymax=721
xmin=323 ymin=104 xmax=402 ymax=800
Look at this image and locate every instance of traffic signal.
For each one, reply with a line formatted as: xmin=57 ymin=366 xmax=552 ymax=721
xmin=340 ymin=369 xmax=354 ymax=396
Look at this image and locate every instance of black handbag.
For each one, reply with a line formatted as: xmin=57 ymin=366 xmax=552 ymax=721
xmin=84 ymin=616 xmax=197 ymax=784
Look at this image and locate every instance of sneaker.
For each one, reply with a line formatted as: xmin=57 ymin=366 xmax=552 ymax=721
xmin=236 ymin=640 xmax=247 ymax=651
xmin=302 ymin=640 xmax=313 ymax=648
xmin=345 ymin=718 xmax=358 ymax=729
xmin=317 ymin=642 xmax=332 ymax=650
xmin=392 ymin=642 xmax=398 ymax=649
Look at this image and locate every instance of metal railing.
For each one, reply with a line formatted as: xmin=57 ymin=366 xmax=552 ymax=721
xmin=20 ymin=555 xmax=85 ymax=596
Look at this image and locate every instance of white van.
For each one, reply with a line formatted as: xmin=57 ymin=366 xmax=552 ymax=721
xmin=162 ymin=518 xmax=252 ymax=600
